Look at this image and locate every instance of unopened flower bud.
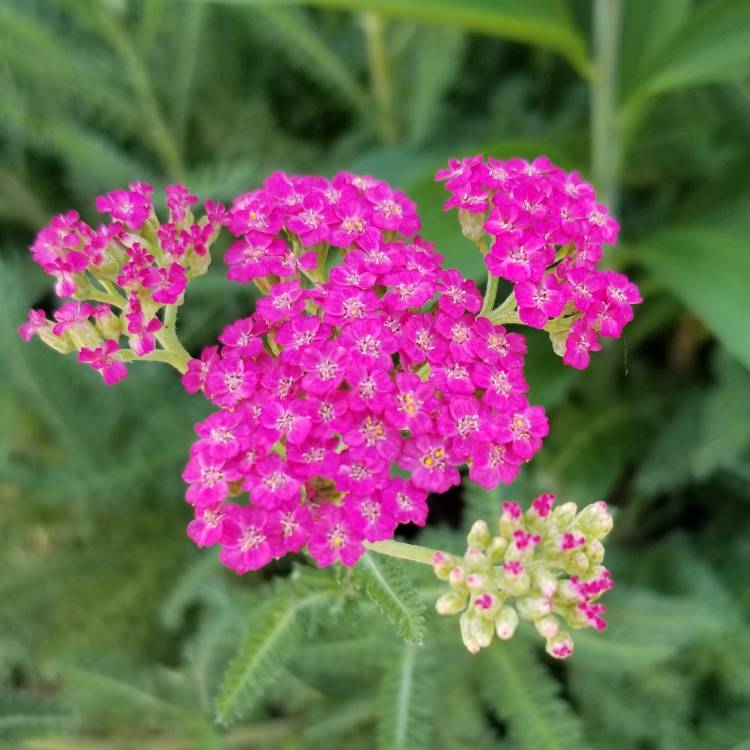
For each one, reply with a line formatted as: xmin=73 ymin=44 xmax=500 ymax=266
xmin=563 ymin=552 xmax=590 ymax=577
xmin=449 ymin=566 xmax=467 ymax=590
xmin=575 ymin=501 xmax=613 ymax=539
xmin=516 ymin=596 xmax=551 ymax=621
xmin=551 ymin=501 xmax=577 ymax=528
xmin=494 ymin=606 xmax=519 ymax=640
xmin=585 ymin=539 xmax=605 ymax=565
xmin=460 ymin=609 xmax=493 ymax=653
xmin=532 ymin=567 xmax=558 ymax=598
xmin=486 ymin=535 xmax=508 ymax=563
xmin=555 ymin=578 xmax=584 ymax=604
xmin=39 ymin=329 xmax=76 ymax=354
xmin=432 ymin=551 xmax=458 ymax=580
xmin=546 ymin=631 xmax=574 ymax=659
xmin=464 ymin=547 xmax=487 ymax=570
xmin=535 ymin=614 xmax=560 ymax=639
xmin=498 ymin=562 xmax=530 ymax=596
xmin=467 ymin=519 xmax=491 ymax=550
xmin=457 ymin=208 xmax=487 ymax=244
xmin=499 ymin=501 xmax=522 ymax=538
xmin=473 ymin=592 xmax=500 ymax=618
xmin=436 ymin=590 xmax=468 ymax=616
xmin=465 ymin=573 xmax=489 ymax=592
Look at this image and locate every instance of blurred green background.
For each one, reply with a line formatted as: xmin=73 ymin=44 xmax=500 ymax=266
xmin=2 ymin=1 xmax=750 ymax=748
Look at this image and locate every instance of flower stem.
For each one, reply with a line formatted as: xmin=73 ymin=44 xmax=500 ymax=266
xmin=155 ymin=307 xmax=191 ymax=373
xmin=361 ymin=12 xmax=398 ymax=144
xmin=364 ymin=539 xmax=440 ymax=566
xmin=480 ymin=274 xmax=499 ymax=317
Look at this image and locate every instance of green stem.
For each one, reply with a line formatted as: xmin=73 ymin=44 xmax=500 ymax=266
xmin=590 ymin=0 xmax=623 ymax=212
xmin=154 ymin=309 xmax=191 ymax=373
xmin=364 ymin=539 xmax=439 ymax=566
xmin=361 ymin=12 xmax=398 ymax=144
xmin=488 ymin=290 xmax=519 ymax=326
xmin=480 ymin=274 xmax=499 ymax=317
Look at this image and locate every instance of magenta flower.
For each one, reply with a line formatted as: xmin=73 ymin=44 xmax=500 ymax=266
xmin=183 ymin=445 xmax=239 ymax=506
xmin=141 ymin=262 xmax=187 ymax=305
xmin=78 ymin=340 xmax=127 ymax=385
xmin=165 ymin=183 xmax=198 ymax=224
xmin=52 ymin=301 xmax=93 ymax=336
xmin=468 ymin=437 xmax=521 ymax=489
xmin=18 ymin=309 xmax=50 ymax=341
xmin=515 ymin=274 xmax=568 ymax=329
xmin=182 ymin=346 xmax=220 ymax=394
xmin=401 ymin=434 xmax=460 ymax=493
xmin=345 ymin=494 xmax=397 ymax=543
xmin=219 ymin=505 xmax=279 ymax=573
xmin=307 ymin=504 xmax=364 ymax=567
xmin=95 ymin=188 xmax=151 ymax=231
xmin=563 ymin=320 xmax=601 ymax=369
xmin=381 ymin=477 xmax=428 ymax=526
xmin=188 ymin=503 xmax=229 ymax=548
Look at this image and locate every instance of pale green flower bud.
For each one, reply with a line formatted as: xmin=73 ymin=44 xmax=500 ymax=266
xmin=39 ymin=329 xmax=76 ymax=354
xmin=516 ymin=596 xmax=551 ymax=621
xmin=464 ymin=546 xmax=487 ymax=570
xmin=431 ymin=551 xmax=459 ymax=580
xmin=436 ymin=590 xmax=468 ymax=616
xmin=532 ymin=567 xmax=558 ymax=598
xmin=467 ymin=519 xmax=491 ymax=550
xmin=465 ymin=573 xmax=489 ymax=592
xmin=494 ymin=606 xmax=519 ymax=640
xmin=575 ymin=501 xmax=613 ymax=539
xmin=546 ymin=631 xmax=574 ymax=659
xmin=473 ymin=592 xmax=501 ymax=619
xmin=457 ymin=209 xmax=487 ymax=244
xmin=534 ymin=614 xmax=560 ymax=639
xmin=563 ymin=552 xmax=590 ymax=577
xmin=460 ymin=610 xmax=492 ymax=653
xmin=551 ymin=501 xmax=578 ymax=528
xmin=585 ymin=539 xmax=605 ymax=565
xmin=486 ymin=535 xmax=508 ymax=563
xmin=449 ymin=566 xmax=467 ymax=590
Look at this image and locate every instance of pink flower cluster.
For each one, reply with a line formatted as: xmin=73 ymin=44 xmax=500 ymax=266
xmin=436 ymin=156 xmax=641 ymax=368
xmin=19 ymin=184 xmax=224 ymax=383
xmin=180 ymin=172 xmax=549 ymax=571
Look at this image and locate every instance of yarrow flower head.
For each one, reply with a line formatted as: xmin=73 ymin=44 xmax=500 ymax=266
xmin=178 ymin=169 xmax=548 ymax=572
xmin=20 ymin=182 xmax=225 ymax=381
xmin=432 ymin=495 xmax=615 ymax=658
xmin=436 ymin=155 xmax=641 ymax=368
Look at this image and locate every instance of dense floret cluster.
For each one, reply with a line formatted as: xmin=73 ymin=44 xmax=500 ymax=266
xmin=433 ymin=495 xmax=614 ymax=658
xmin=18 ymin=183 xmax=225 ymax=382
xmin=436 ymin=155 xmax=641 ymax=368
xmin=181 ymin=171 xmax=548 ymax=571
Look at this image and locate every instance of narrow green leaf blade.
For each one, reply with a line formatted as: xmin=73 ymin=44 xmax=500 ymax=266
xmin=633 ymin=0 xmax=750 ymax=99
xmin=377 ymin=642 xmax=436 ymax=750
xmin=215 ymin=596 xmax=304 ymax=724
xmin=632 ymin=227 xmax=750 ymax=370
xmin=352 ymin=552 xmax=426 ymax=644
xmin=176 ymin=0 xmax=591 ymax=77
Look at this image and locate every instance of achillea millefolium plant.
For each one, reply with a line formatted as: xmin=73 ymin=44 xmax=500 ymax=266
xmin=20 ymin=155 xmax=639 ymax=659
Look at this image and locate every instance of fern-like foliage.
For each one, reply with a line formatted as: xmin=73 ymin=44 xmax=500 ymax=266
xmin=351 ymin=552 xmax=426 ymax=644
xmin=377 ymin=642 xmax=436 ymax=750
xmin=480 ymin=640 xmax=589 ymax=750
xmin=215 ymin=570 xmax=337 ymax=725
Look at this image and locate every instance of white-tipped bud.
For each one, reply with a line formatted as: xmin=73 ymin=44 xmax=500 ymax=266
xmin=563 ymin=552 xmax=590 ymax=577
xmin=486 ymin=535 xmax=508 ymax=563
xmin=575 ymin=501 xmax=613 ymax=539
xmin=465 ymin=573 xmax=489 ymax=592
xmin=457 ymin=209 xmax=487 ymax=244
xmin=436 ymin=590 xmax=468 ymax=616
xmin=551 ymin=501 xmax=578 ymax=528
xmin=532 ymin=567 xmax=558 ymax=598
xmin=494 ymin=606 xmax=519 ymax=640
xmin=449 ymin=566 xmax=467 ymax=590
xmin=460 ymin=609 xmax=493 ymax=653
xmin=555 ymin=578 xmax=584 ymax=604
xmin=585 ymin=539 xmax=605 ymax=565
xmin=545 ymin=631 xmax=574 ymax=660
xmin=535 ymin=614 xmax=560 ymax=639
xmin=431 ymin=551 xmax=459 ymax=580
xmin=464 ymin=546 xmax=487 ymax=570
xmin=467 ymin=520 xmax=491 ymax=550
xmin=516 ymin=596 xmax=552 ymax=621
xmin=94 ymin=310 xmax=122 ymax=340
xmin=498 ymin=567 xmax=530 ymax=597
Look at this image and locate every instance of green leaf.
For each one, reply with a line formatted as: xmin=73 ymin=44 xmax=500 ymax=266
xmin=632 ymin=0 xmax=750 ymax=99
xmin=632 ymin=226 xmax=750 ymax=370
xmin=351 ymin=552 xmax=426 ymax=644
xmin=215 ymin=595 xmax=305 ymax=724
xmin=377 ymin=642 xmax=435 ymax=750
xmin=480 ymin=641 xmax=589 ymax=750
xmin=178 ymin=0 xmax=591 ymax=77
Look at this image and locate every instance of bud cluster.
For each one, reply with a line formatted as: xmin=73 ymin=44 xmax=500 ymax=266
xmin=18 ymin=184 xmax=225 ymax=382
xmin=432 ymin=494 xmax=614 ymax=658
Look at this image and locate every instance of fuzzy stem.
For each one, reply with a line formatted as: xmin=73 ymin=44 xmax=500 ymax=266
xmin=154 ymin=309 xmax=191 ymax=373
xmin=364 ymin=539 xmax=440 ymax=566
xmin=361 ymin=12 xmax=398 ymax=144
xmin=480 ymin=274 xmax=499 ymax=317
xmin=590 ymin=0 xmax=623 ymax=212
